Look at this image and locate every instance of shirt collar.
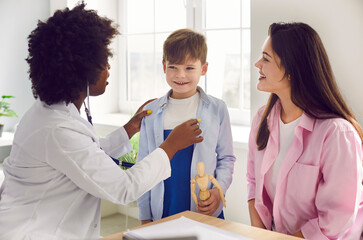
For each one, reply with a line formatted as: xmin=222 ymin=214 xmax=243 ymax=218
xmin=269 ymin=99 xmax=315 ymax=132
xmin=39 ymin=99 xmax=91 ymax=126
xmin=298 ymin=111 xmax=315 ymax=132
xmin=40 ymin=99 xmax=78 ymax=115
xmin=159 ymin=86 xmax=210 ymax=108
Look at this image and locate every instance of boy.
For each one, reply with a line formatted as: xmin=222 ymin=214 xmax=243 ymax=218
xmin=137 ymin=29 xmax=236 ymax=224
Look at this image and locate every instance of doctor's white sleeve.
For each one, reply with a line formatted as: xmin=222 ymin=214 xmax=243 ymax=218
xmin=99 ymin=127 xmax=132 ymax=158
xmin=45 ymin=127 xmax=171 ymax=205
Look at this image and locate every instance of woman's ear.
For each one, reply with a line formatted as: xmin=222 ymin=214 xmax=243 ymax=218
xmin=201 ymin=62 xmax=208 ymax=76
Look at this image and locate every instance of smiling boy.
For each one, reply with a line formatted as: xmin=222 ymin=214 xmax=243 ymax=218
xmin=137 ymin=29 xmax=236 ymax=224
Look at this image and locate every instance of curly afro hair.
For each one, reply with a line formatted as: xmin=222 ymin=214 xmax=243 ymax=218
xmin=26 ymin=2 xmax=119 ymax=105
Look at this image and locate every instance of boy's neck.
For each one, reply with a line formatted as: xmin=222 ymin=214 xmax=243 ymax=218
xmin=170 ymin=89 xmax=198 ymax=99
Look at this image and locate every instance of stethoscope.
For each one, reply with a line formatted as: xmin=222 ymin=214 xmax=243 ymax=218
xmin=84 ymin=83 xmax=135 ymax=169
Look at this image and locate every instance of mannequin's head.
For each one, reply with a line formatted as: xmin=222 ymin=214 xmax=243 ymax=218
xmin=196 ymin=162 xmax=205 ymax=176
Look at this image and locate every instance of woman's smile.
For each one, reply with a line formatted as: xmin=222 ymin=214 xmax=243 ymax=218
xmin=258 ymin=72 xmax=266 ymax=81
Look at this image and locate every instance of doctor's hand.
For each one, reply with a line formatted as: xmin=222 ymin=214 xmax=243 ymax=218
xmin=198 ymin=188 xmax=221 ymax=216
xmin=160 ymin=119 xmax=203 ymax=160
xmin=124 ymin=99 xmax=156 ymax=139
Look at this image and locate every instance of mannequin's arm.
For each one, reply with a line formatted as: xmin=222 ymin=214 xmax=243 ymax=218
xmin=209 ymin=175 xmax=226 ymax=207
xmin=190 ymin=178 xmax=199 ymax=209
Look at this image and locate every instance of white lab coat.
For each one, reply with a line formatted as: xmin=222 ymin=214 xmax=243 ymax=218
xmin=0 ymin=99 xmax=171 ymax=240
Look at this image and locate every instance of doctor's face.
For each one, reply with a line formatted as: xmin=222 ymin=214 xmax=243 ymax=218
xmin=89 ymin=63 xmax=110 ymax=96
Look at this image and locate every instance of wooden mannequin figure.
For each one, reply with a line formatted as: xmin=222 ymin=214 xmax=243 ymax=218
xmin=191 ymin=162 xmax=226 ymax=210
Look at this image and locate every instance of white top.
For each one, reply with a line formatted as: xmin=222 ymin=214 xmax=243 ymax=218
xmin=0 ymin=99 xmax=171 ymax=240
xmin=265 ymin=115 xmax=301 ymax=202
xmin=163 ymin=92 xmax=200 ymax=129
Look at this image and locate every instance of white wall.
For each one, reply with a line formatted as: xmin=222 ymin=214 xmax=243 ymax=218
xmin=251 ymin=0 xmax=363 ymax=125
xmin=0 ymin=0 xmax=50 ymax=131
xmin=224 ymin=146 xmax=249 ymax=224
xmin=89 ymin=0 xmax=120 ymax=116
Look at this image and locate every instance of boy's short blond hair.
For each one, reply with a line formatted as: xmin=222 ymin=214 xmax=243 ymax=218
xmin=163 ymin=28 xmax=207 ymax=64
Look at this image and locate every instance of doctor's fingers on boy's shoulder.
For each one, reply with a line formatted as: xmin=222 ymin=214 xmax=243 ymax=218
xmin=126 ymin=99 xmax=157 ymax=128
xmin=135 ymin=98 xmax=157 ymax=114
xmin=123 ymin=108 xmax=153 ymax=138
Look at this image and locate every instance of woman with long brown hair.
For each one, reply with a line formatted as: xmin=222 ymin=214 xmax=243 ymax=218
xmin=247 ymin=22 xmax=363 ymax=239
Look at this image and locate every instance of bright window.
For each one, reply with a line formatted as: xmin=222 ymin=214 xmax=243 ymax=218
xmin=118 ymin=0 xmax=250 ymax=125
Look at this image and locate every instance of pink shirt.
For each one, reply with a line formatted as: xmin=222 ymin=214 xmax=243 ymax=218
xmin=247 ymin=101 xmax=363 ymax=239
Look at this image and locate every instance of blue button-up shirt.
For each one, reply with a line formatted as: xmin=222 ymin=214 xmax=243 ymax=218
xmin=137 ymin=87 xmax=236 ymax=221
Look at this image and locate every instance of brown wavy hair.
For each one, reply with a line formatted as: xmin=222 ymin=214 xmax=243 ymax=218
xmin=256 ymin=22 xmax=363 ymax=150
xmin=163 ymin=28 xmax=207 ymax=64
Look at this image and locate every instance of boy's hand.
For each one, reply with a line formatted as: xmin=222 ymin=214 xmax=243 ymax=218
xmin=160 ymin=119 xmax=203 ymax=160
xmin=123 ymin=99 xmax=156 ymax=139
xmin=198 ymin=188 xmax=221 ymax=216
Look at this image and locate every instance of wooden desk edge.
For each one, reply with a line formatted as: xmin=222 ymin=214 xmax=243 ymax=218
xmin=100 ymin=211 xmax=302 ymax=240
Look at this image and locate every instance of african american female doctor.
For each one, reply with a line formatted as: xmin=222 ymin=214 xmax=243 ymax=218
xmin=247 ymin=22 xmax=363 ymax=239
xmin=0 ymin=4 xmax=203 ymax=240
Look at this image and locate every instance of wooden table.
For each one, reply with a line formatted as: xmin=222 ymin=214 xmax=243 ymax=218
xmin=101 ymin=211 xmax=302 ymax=240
